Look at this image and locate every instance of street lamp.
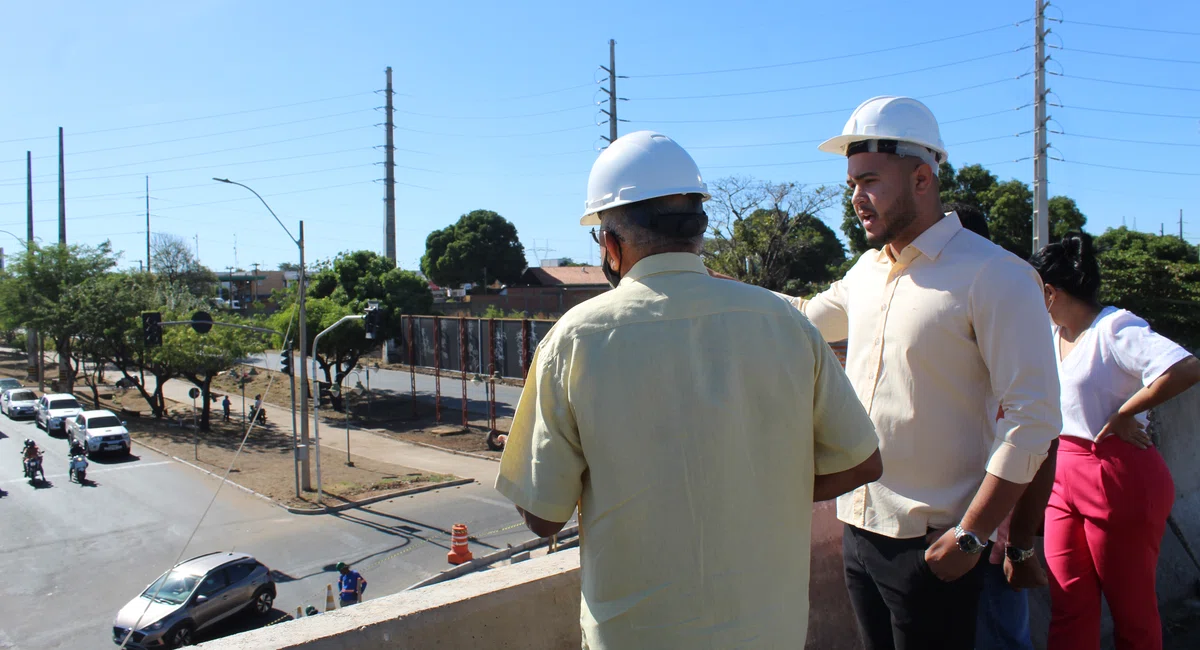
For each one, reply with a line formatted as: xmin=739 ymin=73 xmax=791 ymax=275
xmin=213 ymin=178 xmax=312 ymax=493
xmin=343 ymin=369 xmax=363 ymax=467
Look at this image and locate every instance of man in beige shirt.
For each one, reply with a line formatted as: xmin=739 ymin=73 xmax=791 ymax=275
xmin=496 ymin=130 xmax=882 ymax=649
xmin=791 ymin=97 xmax=1062 ymax=649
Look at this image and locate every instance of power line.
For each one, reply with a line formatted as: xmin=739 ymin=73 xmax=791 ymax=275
xmin=395 ymin=104 xmax=594 ymax=120
xmin=0 ymin=126 xmax=374 ymax=183
xmin=0 ymin=109 xmax=372 ymax=165
xmin=1057 ymin=19 xmax=1200 ymax=37
xmin=629 ymin=19 xmax=1032 ymax=78
xmin=0 ymin=147 xmax=373 ymax=187
xmin=493 ymin=82 xmax=596 ymax=101
xmin=631 ymin=77 xmax=1027 ymax=125
xmin=0 ymin=92 xmax=372 ymax=145
xmin=1050 ymin=131 xmax=1200 ymax=148
xmin=941 ymin=104 xmax=1032 ymax=125
xmin=1049 ymin=72 xmax=1200 ymax=93
xmin=1050 ymin=46 xmax=1200 ymax=65
xmin=1053 ymin=159 xmax=1200 ymax=176
xmin=630 ymin=48 xmax=1031 ymax=101
xmin=1050 ymin=104 xmax=1200 ymax=120
xmin=949 ymin=130 xmax=1033 ymax=147
xmin=395 ymin=124 xmax=595 ymax=138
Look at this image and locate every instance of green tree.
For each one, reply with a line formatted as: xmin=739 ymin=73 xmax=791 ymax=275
xmin=160 ymin=312 xmax=265 ymax=431
xmin=421 ymin=210 xmax=526 ymax=288
xmin=0 ymin=242 xmax=118 ymax=393
xmin=555 ymin=258 xmax=588 ymax=267
xmin=705 ymin=176 xmax=843 ymax=295
xmin=274 ymin=250 xmax=431 ymax=406
xmin=1094 ymin=228 xmax=1200 ymax=348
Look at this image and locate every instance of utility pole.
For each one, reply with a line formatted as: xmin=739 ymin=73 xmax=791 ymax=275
xmin=251 ymin=262 xmax=260 ymax=304
xmin=58 ymin=127 xmax=66 ymax=245
xmin=297 ymin=220 xmax=311 ymax=491
xmin=194 ymin=234 xmax=199 ymax=259
xmin=25 ymin=152 xmax=36 ymax=381
xmin=145 ymin=176 xmax=151 ymax=273
xmin=1031 ymin=0 xmax=1050 ymax=256
xmin=384 ymin=66 xmax=397 ymax=265
xmin=599 ymin=40 xmax=626 ymax=145
xmin=1181 ymin=209 xmax=1185 ymax=241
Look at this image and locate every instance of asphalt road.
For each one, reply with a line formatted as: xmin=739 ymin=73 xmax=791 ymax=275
xmin=248 ymin=352 xmax=522 ymax=418
xmin=0 ymin=410 xmax=537 ymax=650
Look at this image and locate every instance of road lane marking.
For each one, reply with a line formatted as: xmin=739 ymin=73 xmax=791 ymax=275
xmin=1 ymin=460 xmax=171 ymax=485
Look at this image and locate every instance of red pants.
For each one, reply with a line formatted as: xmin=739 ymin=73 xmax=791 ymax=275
xmin=1044 ymin=436 xmax=1175 ymax=650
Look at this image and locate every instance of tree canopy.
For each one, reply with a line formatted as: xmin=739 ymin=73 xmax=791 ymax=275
xmin=704 ymin=176 xmax=844 ymax=296
xmin=1094 ymin=228 xmax=1200 ymax=348
xmin=421 ymin=210 xmax=526 ymax=288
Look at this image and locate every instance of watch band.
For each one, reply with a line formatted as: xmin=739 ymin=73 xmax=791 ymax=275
xmin=1005 ymin=544 xmax=1036 ymax=563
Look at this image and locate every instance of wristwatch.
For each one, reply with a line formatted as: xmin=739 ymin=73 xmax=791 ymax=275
xmin=954 ymin=525 xmax=986 ymax=555
xmin=1005 ymin=544 xmax=1036 ymax=563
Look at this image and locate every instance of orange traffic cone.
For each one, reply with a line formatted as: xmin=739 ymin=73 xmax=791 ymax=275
xmin=325 ymin=584 xmax=337 ymax=611
xmin=447 ymin=523 xmax=474 ymax=565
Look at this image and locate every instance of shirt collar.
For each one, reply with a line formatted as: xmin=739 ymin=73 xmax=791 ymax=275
xmin=876 ymin=212 xmax=962 ymax=264
xmin=620 ymin=252 xmax=709 ymax=285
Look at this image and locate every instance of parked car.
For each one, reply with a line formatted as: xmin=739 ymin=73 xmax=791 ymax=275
xmin=35 ymin=393 xmax=84 ymax=436
xmin=0 ymin=378 xmax=22 ymax=392
xmin=112 ymin=551 xmax=276 ymax=649
xmin=67 ymin=410 xmax=132 ymax=456
xmin=1 ymin=388 xmax=38 ymax=419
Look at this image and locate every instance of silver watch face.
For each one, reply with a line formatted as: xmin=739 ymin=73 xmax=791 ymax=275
xmin=955 ymin=528 xmax=984 ymax=554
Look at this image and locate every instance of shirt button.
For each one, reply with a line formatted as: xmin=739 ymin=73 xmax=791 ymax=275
xmin=873 ymin=338 xmax=881 ymax=346
xmin=880 ymin=304 xmax=888 ymax=312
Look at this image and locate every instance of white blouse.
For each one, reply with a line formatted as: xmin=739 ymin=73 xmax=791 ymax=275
xmin=1055 ymin=306 xmax=1192 ymax=441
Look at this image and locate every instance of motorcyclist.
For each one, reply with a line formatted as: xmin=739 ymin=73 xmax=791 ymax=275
xmin=69 ymin=438 xmax=86 ymax=457
xmin=23 ymin=439 xmax=41 ymax=462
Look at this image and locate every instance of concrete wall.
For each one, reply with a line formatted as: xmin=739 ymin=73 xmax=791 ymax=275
xmin=198 ymin=549 xmax=584 ymax=650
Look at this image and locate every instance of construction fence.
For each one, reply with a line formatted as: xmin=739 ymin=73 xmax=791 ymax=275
xmin=390 ymin=315 xmax=555 ymax=380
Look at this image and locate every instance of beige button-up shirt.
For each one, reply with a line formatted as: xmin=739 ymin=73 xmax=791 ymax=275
xmin=497 ymin=253 xmax=879 ymax=649
xmin=790 ymin=213 xmax=1061 ymax=539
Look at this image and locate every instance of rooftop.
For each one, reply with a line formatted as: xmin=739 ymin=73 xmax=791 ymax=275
xmin=520 ymin=265 xmax=607 ymax=287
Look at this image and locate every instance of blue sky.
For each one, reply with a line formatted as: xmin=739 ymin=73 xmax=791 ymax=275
xmin=1 ymin=0 xmax=1197 ymax=274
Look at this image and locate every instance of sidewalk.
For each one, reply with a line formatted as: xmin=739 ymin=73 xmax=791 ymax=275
xmin=124 ymin=371 xmax=500 ymax=484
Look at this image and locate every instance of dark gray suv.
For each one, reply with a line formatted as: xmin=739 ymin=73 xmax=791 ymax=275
xmin=112 ymin=551 xmax=276 ymax=649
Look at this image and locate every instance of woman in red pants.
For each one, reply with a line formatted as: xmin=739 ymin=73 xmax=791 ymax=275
xmin=1031 ymin=233 xmax=1200 ymax=650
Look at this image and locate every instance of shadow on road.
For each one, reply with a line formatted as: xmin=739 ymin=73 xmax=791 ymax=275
xmin=194 ymin=607 xmax=293 ymax=645
xmin=90 ymin=453 xmax=141 ymax=465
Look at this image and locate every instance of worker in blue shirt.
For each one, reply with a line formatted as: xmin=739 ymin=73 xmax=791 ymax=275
xmin=336 ymin=562 xmax=367 ymax=606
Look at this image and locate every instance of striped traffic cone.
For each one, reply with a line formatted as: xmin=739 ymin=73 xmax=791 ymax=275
xmin=325 ymin=584 xmax=337 ymax=611
xmin=447 ymin=523 xmax=474 ymax=565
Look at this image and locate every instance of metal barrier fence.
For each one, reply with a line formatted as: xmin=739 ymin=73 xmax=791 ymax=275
xmin=389 ymin=316 xmax=554 ymax=431
xmin=391 ymin=316 xmax=554 ymax=380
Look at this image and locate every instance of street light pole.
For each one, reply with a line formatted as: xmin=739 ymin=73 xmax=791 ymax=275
xmin=213 ymin=178 xmax=311 ymax=492
xmin=310 ymin=314 xmax=365 ymax=505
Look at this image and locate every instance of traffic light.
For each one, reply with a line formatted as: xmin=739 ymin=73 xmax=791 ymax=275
xmin=363 ymin=304 xmax=382 ymax=340
xmin=280 ymin=345 xmax=293 ymax=375
xmin=142 ymin=312 xmax=162 ymax=348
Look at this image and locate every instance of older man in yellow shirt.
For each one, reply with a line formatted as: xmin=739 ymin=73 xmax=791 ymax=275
xmin=496 ymin=130 xmax=883 ymax=649
xmin=786 ymin=96 xmax=1062 ymax=650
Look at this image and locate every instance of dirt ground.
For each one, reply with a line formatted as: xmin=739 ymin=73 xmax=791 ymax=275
xmin=211 ymin=363 xmax=509 ymax=460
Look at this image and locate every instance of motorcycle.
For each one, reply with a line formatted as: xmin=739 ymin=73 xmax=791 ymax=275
xmin=69 ymin=454 xmax=88 ymax=484
xmin=23 ymin=454 xmax=45 ymax=482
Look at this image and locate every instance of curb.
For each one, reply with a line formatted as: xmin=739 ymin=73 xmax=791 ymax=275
xmin=393 ymin=437 xmax=501 ymax=463
xmin=132 ymin=440 xmax=276 ymax=505
xmin=283 ymin=477 xmax=477 ymax=515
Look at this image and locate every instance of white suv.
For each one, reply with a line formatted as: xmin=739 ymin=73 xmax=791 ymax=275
xmin=68 ymin=410 xmax=132 ymax=456
xmin=36 ymin=393 xmax=84 ymax=436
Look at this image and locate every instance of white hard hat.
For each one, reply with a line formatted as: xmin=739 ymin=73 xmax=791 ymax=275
xmin=818 ymin=96 xmax=948 ymax=165
xmin=581 ymin=130 xmax=709 ymax=226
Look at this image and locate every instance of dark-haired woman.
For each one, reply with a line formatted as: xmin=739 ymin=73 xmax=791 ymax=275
xmin=1031 ymin=233 xmax=1200 ymax=650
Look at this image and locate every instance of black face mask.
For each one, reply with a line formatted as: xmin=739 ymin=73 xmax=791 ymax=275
xmin=601 ymin=245 xmax=621 ymax=288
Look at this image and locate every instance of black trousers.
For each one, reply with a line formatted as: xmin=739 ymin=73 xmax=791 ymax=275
xmin=842 ymin=524 xmax=986 ymax=650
